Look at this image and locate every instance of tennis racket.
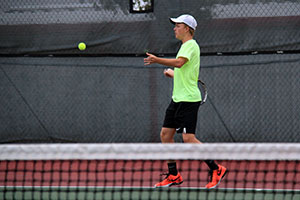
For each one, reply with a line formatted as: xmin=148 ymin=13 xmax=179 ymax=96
xmin=198 ymin=79 xmax=207 ymax=105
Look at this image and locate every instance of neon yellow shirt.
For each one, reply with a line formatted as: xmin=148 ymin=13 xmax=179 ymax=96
xmin=172 ymin=39 xmax=201 ymax=102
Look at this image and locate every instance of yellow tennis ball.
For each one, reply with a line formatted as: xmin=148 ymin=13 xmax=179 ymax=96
xmin=78 ymin=42 xmax=86 ymax=51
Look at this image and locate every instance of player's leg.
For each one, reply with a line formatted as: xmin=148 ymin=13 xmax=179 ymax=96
xmin=155 ymin=101 xmax=183 ymax=188
xmin=182 ymin=134 xmax=227 ymax=188
xmin=160 ymin=127 xmax=176 ymax=143
xmin=182 ymin=133 xmax=201 ymax=143
xmin=160 ymin=128 xmax=178 ymax=175
xmin=179 ymin=102 xmax=228 ymax=189
xmin=155 ymin=127 xmax=183 ymax=187
xmin=182 ymin=134 xmax=220 ymax=169
xmin=181 ymin=134 xmax=218 ymax=168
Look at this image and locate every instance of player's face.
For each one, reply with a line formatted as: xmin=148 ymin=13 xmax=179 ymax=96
xmin=173 ymin=23 xmax=188 ymax=40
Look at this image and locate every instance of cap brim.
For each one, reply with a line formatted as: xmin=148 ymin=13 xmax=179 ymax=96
xmin=169 ymin=17 xmax=183 ymax=25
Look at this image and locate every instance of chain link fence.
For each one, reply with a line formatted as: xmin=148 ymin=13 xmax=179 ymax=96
xmin=1 ymin=54 xmax=299 ymax=143
xmin=1 ymin=0 xmax=300 ymax=55
xmin=0 ymin=0 xmax=300 ymax=143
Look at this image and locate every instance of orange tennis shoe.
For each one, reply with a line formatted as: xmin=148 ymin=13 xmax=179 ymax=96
xmin=205 ymin=165 xmax=228 ymax=189
xmin=154 ymin=173 xmax=183 ymax=188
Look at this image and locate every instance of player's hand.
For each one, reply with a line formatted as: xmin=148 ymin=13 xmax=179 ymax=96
xmin=144 ymin=52 xmax=158 ymax=65
xmin=164 ymin=68 xmax=174 ymax=78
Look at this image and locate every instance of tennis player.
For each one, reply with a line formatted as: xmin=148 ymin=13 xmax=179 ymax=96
xmin=144 ymin=14 xmax=227 ymax=189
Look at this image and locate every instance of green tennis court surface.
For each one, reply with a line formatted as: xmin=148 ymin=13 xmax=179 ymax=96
xmin=1 ymin=187 xmax=300 ymax=200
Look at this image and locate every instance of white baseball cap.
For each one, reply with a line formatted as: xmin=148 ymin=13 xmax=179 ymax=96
xmin=169 ymin=14 xmax=197 ymax=30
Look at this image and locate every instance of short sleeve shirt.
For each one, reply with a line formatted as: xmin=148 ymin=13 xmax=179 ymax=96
xmin=172 ymin=39 xmax=201 ymax=102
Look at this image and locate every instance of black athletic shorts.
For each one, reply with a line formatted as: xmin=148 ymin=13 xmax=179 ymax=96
xmin=162 ymin=100 xmax=201 ymax=134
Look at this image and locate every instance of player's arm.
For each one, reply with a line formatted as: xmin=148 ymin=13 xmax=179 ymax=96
xmin=144 ymin=53 xmax=187 ymax=68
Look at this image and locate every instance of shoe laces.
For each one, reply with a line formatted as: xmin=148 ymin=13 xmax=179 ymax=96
xmin=160 ymin=172 xmax=170 ymax=178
